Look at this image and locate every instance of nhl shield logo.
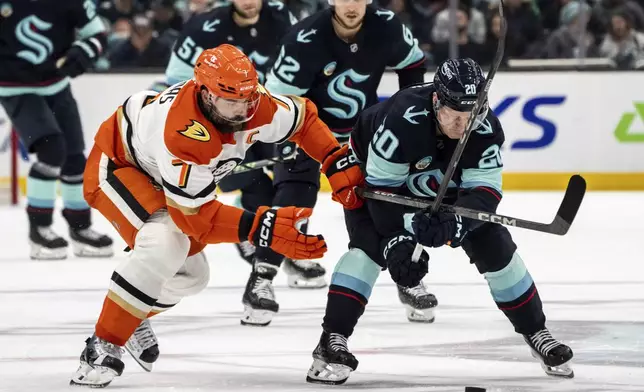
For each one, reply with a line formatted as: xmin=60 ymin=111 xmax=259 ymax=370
xmin=415 ymin=156 xmax=433 ymax=170
xmin=323 ymin=61 xmax=337 ymax=76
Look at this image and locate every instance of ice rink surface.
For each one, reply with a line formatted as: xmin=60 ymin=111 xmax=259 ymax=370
xmin=1 ymin=191 xmax=643 ymax=392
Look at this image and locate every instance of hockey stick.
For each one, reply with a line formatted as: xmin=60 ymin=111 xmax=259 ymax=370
xmin=232 ymin=157 xmax=284 ymax=174
xmin=357 ymin=174 xmax=586 ymax=235
xmin=410 ymin=0 xmax=507 ymax=260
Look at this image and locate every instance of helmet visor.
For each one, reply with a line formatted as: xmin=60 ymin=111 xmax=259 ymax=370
xmin=207 ymin=89 xmax=261 ymax=124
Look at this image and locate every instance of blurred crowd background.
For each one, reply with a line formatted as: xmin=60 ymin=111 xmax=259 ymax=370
xmin=95 ymin=0 xmax=644 ymax=71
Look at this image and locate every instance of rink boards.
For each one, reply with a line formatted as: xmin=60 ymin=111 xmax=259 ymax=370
xmin=1 ymin=71 xmax=643 ymax=191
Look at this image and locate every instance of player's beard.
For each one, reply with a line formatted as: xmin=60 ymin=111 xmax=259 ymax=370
xmin=198 ymin=93 xmax=244 ymax=134
xmin=233 ymin=3 xmax=260 ymax=20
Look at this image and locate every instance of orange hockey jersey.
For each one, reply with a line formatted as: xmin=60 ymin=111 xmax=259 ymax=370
xmin=93 ymin=79 xmax=340 ymax=245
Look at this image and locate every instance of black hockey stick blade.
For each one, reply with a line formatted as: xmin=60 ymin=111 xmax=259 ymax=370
xmin=549 ymin=174 xmax=587 ymax=235
xmin=356 ymin=174 xmax=586 ymax=236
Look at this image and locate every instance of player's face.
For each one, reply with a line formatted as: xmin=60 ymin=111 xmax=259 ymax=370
xmin=436 ymin=105 xmax=471 ymax=139
xmin=233 ymin=0 xmax=262 ymax=19
xmin=333 ymin=0 xmax=368 ymax=29
xmin=201 ymin=89 xmax=260 ymax=129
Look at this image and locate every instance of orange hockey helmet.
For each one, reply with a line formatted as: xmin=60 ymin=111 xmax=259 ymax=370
xmin=194 ymin=44 xmax=261 ymax=124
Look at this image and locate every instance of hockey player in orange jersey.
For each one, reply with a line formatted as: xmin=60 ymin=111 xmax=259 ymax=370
xmin=69 ymin=44 xmax=364 ymax=388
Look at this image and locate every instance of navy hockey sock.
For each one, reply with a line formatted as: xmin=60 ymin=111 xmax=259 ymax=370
xmin=27 ymin=162 xmax=59 ymax=226
xmin=484 ymin=252 xmax=546 ymax=335
xmin=322 ymin=249 xmax=381 ymax=337
xmin=26 ymin=134 xmax=66 ymax=226
xmin=61 ymin=154 xmax=90 ymax=230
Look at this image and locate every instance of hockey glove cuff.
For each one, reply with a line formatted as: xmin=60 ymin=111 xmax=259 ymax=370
xmin=382 ymin=234 xmax=429 ymax=288
xmin=321 ymin=145 xmax=365 ymax=210
xmin=248 ymin=206 xmax=327 ymax=260
xmin=57 ymin=35 xmax=105 ymax=78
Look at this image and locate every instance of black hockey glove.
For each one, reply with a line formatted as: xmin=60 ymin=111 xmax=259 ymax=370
xmin=57 ymin=37 xmax=104 ymax=78
xmin=382 ymin=234 xmax=429 ymax=288
xmin=411 ymin=211 xmax=466 ymax=248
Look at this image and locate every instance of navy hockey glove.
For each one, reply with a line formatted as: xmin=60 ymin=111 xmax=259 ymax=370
xmin=411 ymin=212 xmax=466 ymax=248
xmin=382 ymin=234 xmax=429 ymax=288
xmin=57 ymin=37 xmax=104 ymax=78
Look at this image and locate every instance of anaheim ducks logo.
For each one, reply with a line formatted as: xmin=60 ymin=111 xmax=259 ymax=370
xmin=178 ymin=120 xmax=210 ymax=142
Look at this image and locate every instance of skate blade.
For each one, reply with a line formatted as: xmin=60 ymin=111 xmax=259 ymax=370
xmin=72 ymin=241 xmax=114 ymax=258
xmin=306 ymin=358 xmax=352 ymax=385
xmin=30 ymin=242 xmax=67 ymax=260
xmin=405 ymin=305 xmax=436 ymax=323
xmin=530 ymin=349 xmax=574 ymax=378
xmin=240 ymin=305 xmax=275 ymax=326
xmin=124 ymin=345 xmax=153 ymax=372
xmin=287 ymin=275 xmax=327 ymax=289
xmin=69 ymin=362 xmax=118 ymax=388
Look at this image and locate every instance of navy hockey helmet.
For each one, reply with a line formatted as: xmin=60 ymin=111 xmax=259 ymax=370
xmin=433 ymin=58 xmax=488 ymax=122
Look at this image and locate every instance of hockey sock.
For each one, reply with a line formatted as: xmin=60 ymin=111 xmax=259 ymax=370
xmin=27 ymin=134 xmax=66 ymax=226
xmin=483 ymin=252 xmax=546 ymax=335
xmin=323 ymin=249 xmax=381 ymax=337
xmin=61 ymin=153 xmax=91 ymax=230
xmin=27 ymin=162 xmax=60 ymax=226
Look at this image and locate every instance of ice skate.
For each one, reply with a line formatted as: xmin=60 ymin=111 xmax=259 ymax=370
xmin=70 ymin=227 xmax=114 ymax=257
xmin=524 ymin=328 xmax=574 ymax=378
xmin=306 ymin=331 xmax=358 ymax=385
xmin=282 ymin=257 xmax=327 ymax=288
xmin=240 ymin=261 xmax=279 ymax=326
xmin=29 ymin=225 xmax=68 ymax=260
xmin=397 ymin=281 xmax=438 ymax=323
xmin=70 ymin=334 xmax=124 ymax=388
xmin=125 ymin=319 xmax=159 ymax=372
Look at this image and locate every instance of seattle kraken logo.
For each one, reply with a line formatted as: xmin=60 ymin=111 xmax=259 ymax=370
xmin=406 ymin=169 xmax=457 ymax=198
xmin=15 ymin=15 xmax=53 ymax=65
xmin=324 ymin=69 xmax=370 ymax=119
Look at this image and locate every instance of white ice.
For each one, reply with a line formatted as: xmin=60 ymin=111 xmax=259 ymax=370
xmin=1 ymin=191 xmax=643 ymax=392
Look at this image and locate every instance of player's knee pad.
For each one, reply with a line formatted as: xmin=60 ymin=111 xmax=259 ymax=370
xmin=31 ymin=133 xmax=67 ymax=169
xmin=61 ymin=153 xmax=86 ymax=177
xmin=462 ymin=223 xmax=517 ymax=274
xmin=218 ymin=170 xmax=268 ymax=192
xmin=158 ymin=251 xmax=210 ymax=305
xmin=330 ymin=248 xmax=382 ymax=301
xmin=114 ymin=210 xmax=191 ymax=301
xmin=273 ymin=181 xmax=319 ymax=208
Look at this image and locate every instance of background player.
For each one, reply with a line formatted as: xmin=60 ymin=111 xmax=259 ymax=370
xmin=70 ymin=45 xmax=364 ymax=388
xmin=305 ymin=58 xmax=574 ymax=385
xmin=0 ymin=0 xmax=113 ymax=259
xmin=254 ymin=0 xmax=436 ymax=325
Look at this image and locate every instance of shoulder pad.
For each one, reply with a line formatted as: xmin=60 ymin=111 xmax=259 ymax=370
xmin=164 ymin=82 xmax=223 ymax=165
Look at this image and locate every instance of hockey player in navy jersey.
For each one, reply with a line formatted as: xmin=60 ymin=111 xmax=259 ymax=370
xmin=0 ymin=0 xmax=113 ymax=259
xmin=305 ymin=58 xmax=574 ymax=385
xmin=239 ymin=0 xmax=439 ymax=327
xmin=163 ymin=0 xmax=296 ymax=86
